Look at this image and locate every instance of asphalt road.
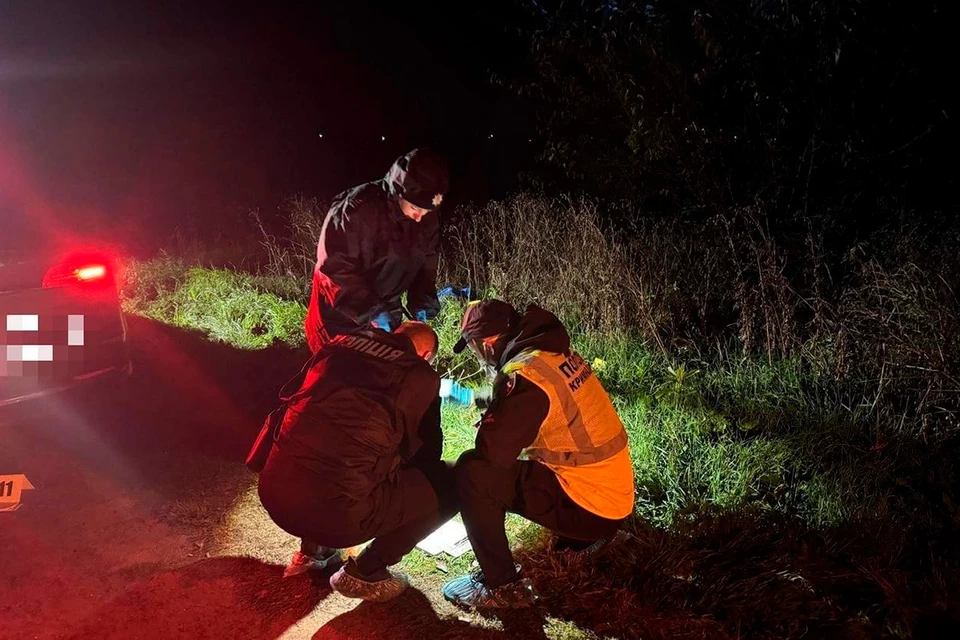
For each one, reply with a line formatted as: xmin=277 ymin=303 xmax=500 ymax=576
xmin=0 ymin=316 xmax=552 ymax=640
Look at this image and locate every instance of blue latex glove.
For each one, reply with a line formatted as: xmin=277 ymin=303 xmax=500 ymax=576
xmin=371 ymin=311 xmax=395 ymax=332
xmin=439 ymin=378 xmax=474 ymax=407
xmin=437 ymin=286 xmax=472 ymax=301
xmin=415 ymin=310 xmax=428 ymax=322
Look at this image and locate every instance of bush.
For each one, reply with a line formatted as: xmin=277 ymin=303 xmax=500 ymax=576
xmin=833 ymin=258 xmax=960 ymax=441
xmin=495 ymin=0 xmax=954 ymax=230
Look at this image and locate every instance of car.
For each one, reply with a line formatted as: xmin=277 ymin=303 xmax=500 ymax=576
xmin=1 ymin=216 xmax=131 ymax=408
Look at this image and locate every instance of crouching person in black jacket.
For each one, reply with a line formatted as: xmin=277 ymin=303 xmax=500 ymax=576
xmin=258 ymin=321 xmax=456 ymax=602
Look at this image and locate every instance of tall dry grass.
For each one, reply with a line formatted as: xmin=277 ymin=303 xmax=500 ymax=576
xmin=441 ymin=194 xmax=649 ymax=339
xmin=244 ymin=189 xmax=959 ymax=441
xmin=441 ymin=193 xmax=960 ymax=443
xmin=250 ymin=195 xmax=328 ymax=298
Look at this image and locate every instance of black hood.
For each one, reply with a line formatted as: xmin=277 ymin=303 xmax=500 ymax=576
xmin=497 ymin=304 xmax=571 ymax=367
xmin=384 ymin=148 xmax=450 ymax=210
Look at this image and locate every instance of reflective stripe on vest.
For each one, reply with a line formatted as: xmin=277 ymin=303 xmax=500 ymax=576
xmin=521 ymin=355 xmax=594 ymax=451
xmin=525 ymin=429 xmax=628 ymax=468
xmin=508 ymin=350 xmax=628 ymax=468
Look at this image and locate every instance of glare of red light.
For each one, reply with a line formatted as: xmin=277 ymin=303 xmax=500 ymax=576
xmin=76 ymin=265 xmax=108 ymax=282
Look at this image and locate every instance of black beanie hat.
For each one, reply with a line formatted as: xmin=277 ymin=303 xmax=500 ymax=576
xmin=385 ymin=148 xmax=450 ymax=210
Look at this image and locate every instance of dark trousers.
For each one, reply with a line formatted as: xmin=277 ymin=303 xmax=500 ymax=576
xmin=353 ymin=457 xmax=456 ymax=574
xmin=455 ymin=449 xmax=624 ymax=588
xmin=259 ymin=429 xmax=456 ymax=574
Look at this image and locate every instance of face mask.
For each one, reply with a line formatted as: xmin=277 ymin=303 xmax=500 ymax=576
xmin=470 ymin=341 xmax=499 ymax=381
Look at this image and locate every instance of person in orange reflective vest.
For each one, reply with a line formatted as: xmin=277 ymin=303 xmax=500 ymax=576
xmin=441 ymin=300 xmax=635 ymax=609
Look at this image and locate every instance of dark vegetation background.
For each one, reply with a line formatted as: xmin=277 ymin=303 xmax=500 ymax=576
xmin=10 ymin=0 xmax=960 ymax=637
xmin=233 ymin=3 xmax=960 ymax=635
xmin=238 ymin=0 xmax=960 ymax=444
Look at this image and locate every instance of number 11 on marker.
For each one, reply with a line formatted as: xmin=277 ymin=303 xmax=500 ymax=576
xmin=0 ymin=474 xmax=35 ymax=512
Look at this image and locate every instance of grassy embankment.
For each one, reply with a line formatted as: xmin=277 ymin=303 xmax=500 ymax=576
xmin=121 ymin=195 xmax=959 ymax=637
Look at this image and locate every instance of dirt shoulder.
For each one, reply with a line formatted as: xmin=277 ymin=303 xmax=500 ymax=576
xmin=0 ymin=317 xmax=575 ymax=640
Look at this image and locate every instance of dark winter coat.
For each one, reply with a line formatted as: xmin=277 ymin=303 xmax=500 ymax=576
xmin=267 ymin=326 xmax=441 ymax=506
xmin=475 ymin=306 xmax=571 ymax=467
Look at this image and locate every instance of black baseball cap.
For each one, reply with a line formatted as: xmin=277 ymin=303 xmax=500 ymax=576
xmin=452 ymin=299 xmax=521 ymax=353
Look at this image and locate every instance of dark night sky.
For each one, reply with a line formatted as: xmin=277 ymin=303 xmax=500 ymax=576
xmin=0 ymin=0 xmax=532 ymax=250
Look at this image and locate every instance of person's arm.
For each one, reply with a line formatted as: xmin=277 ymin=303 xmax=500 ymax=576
xmin=397 ymin=365 xmax=443 ymax=463
xmin=406 ymin=213 xmax=441 ymax=320
xmin=473 ymin=385 xmax=494 ymax=410
xmin=476 ymin=374 xmax=550 ymax=468
xmin=316 ymin=200 xmax=380 ymax=323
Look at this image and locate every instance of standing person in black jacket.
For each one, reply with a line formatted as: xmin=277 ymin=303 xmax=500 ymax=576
xmin=304 ymin=148 xmax=449 ymax=353
xmin=257 ymin=321 xmax=456 ymax=602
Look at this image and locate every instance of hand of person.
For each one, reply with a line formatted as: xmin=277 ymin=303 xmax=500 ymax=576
xmin=371 ymin=311 xmax=396 ymax=331
xmin=437 ymin=286 xmax=472 ymax=301
xmin=439 ymin=378 xmax=474 ymax=407
xmin=413 ymin=306 xmax=439 ymax=322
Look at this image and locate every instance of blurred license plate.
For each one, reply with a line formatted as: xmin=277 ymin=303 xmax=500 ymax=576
xmin=1 ymin=313 xmax=86 ymax=378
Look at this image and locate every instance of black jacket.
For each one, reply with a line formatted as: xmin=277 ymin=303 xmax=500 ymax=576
xmin=272 ymin=327 xmax=441 ymax=505
xmin=304 ymin=158 xmax=441 ymax=351
xmin=475 ymin=305 xmax=571 ymax=467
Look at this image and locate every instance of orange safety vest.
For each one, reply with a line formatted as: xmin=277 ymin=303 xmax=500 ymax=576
xmin=504 ymin=349 xmax=635 ymax=520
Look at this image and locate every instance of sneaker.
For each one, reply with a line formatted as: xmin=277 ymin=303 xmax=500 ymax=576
xmin=329 ymin=558 xmax=409 ymax=603
xmin=442 ymin=573 xmax=538 ymax=610
xmin=283 ymin=548 xmax=343 ymax=578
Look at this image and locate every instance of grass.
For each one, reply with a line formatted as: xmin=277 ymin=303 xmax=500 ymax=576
xmin=122 ymin=255 xmax=960 ymax=638
xmin=121 ymin=256 xmax=306 ymax=349
xmin=123 ymin=258 xmax=862 ymax=529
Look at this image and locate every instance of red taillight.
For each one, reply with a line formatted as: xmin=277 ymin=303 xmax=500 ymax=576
xmin=76 ymin=265 xmax=108 ymax=282
xmin=42 ymin=259 xmax=112 ymax=289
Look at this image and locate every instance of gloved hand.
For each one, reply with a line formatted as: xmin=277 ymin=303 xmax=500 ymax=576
xmin=371 ymin=311 xmax=396 ymax=332
xmin=412 ymin=306 xmax=439 ymax=322
xmin=439 ymin=378 xmax=474 ymax=407
xmin=437 ymin=286 xmax=472 ymax=301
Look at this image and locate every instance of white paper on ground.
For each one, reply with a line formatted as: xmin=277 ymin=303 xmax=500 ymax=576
xmin=416 ymin=519 xmax=472 ymax=557
xmin=445 ymin=535 xmax=473 ymax=558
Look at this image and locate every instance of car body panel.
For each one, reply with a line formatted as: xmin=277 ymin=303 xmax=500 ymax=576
xmin=1 ymin=247 xmax=131 ymax=408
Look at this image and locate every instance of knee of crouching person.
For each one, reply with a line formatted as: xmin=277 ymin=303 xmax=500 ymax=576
xmin=422 ymin=459 xmax=459 ymax=514
xmin=454 ymin=449 xmax=487 ymax=497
